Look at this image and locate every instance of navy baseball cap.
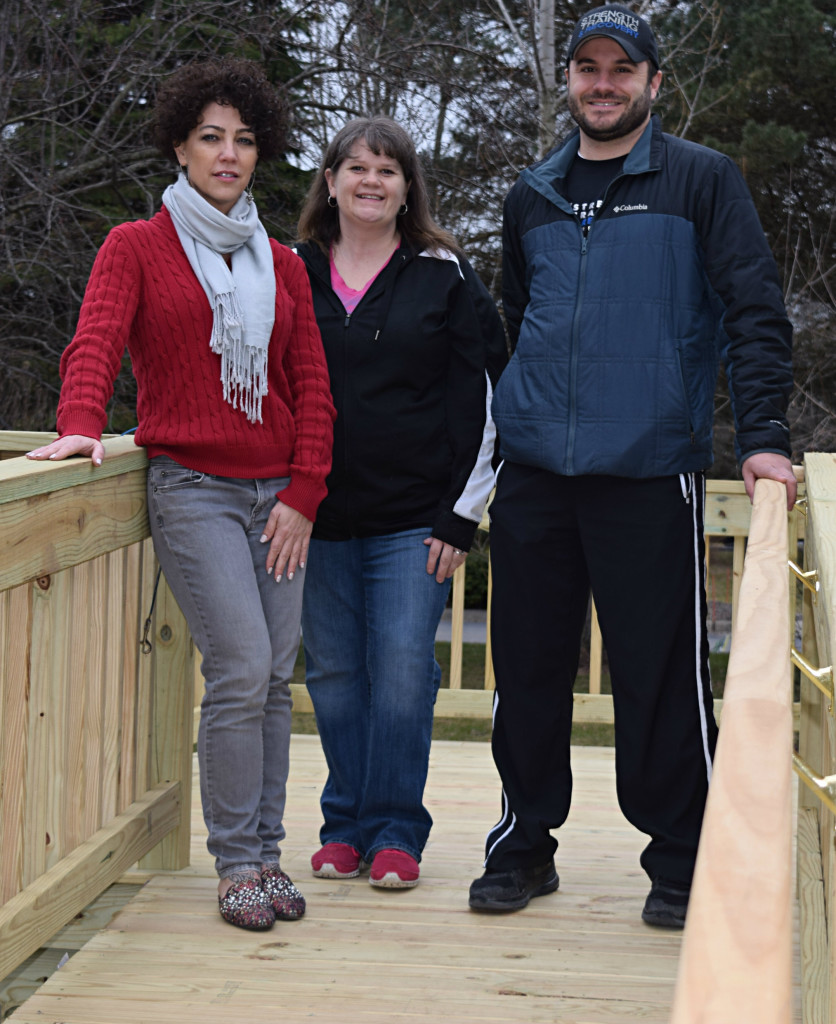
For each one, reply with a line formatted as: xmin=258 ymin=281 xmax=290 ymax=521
xmin=566 ymin=4 xmax=660 ymax=69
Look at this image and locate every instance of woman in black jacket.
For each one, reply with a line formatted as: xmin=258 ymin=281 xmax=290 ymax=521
xmin=296 ymin=116 xmax=506 ymax=888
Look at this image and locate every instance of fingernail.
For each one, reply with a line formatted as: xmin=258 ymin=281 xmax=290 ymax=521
xmin=287 ymin=572 xmax=294 ymax=581
xmin=94 ymin=458 xmax=102 ymax=466
xmin=275 ymin=574 xmax=282 ymax=583
xmin=299 ymin=561 xmax=305 ymax=569
xmin=266 ymin=565 xmax=273 ymax=574
xmin=259 ymin=534 xmax=268 ymax=543
xmin=49 ymin=454 xmax=57 ymax=459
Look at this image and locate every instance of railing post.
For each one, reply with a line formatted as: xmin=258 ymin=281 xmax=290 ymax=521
xmin=138 ymin=570 xmax=194 ymax=871
xmin=589 ymin=601 xmax=602 ymax=695
xmin=796 ymin=453 xmax=836 ymax=1022
xmin=449 ymin=564 xmax=465 ymax=690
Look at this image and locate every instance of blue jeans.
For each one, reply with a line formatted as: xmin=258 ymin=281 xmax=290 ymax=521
xmin=302 ymin=528 xmax=451 ymax=862
xmin=147 ymin=457 xmax=304 ymax=879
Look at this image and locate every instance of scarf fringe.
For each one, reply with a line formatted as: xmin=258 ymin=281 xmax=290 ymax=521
xmin=211 ymin=291 xmax=268 ymax=423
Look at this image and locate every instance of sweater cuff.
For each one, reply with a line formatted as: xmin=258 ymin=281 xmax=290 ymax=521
xmin=432 ymin=511 xmax=479 ymax=552
xmin=277 ymin=473 xmax=329 ymax=523
xmin=57 ymin=411 xmax=106 ymax=441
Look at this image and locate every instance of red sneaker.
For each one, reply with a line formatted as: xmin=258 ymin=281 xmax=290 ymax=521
xmin=311 ymin=843 xmax=361 ymax=878
xmin=369 ymin=849 xmax=420 ymax=888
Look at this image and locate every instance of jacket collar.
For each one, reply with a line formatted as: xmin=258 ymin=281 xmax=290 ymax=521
xmin=296 ymin=237 xmax=416 ymax=281
xmin=520 ymin=114 xmax=663 ymax=208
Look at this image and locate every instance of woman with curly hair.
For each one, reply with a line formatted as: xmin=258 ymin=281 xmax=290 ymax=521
xmin=27 ymin=58 xmax=335 ymax=931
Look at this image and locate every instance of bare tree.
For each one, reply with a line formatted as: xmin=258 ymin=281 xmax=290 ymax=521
xmin=0 ymin=0 xmax=309 ymax=430
xmin=2 ymin=0 xmax=834 ymax=471
xmin=489 ymin=0 xmax=561 ymax=158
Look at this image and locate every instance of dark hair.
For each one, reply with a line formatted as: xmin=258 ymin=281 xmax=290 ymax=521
xmin=153 ymin=57 xmax=290 ymax=162
xmin=297 ymin=116 xmax=461 ymax=256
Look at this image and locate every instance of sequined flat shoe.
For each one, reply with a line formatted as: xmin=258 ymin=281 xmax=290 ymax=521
xmin=218 ymin=878 xmax=275 ymax=930
xmin=261 ymin=867 xmax=306 ymax=920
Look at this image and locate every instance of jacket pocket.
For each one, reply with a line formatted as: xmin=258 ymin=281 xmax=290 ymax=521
xmin=675 ymin=348 xmax=696 ymax=445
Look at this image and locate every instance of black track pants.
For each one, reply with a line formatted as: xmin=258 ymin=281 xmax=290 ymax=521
xmin=484 ymin=463 xmax=717 ymax=886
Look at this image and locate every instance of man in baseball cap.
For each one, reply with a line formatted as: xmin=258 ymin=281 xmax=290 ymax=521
xmin=469 ymin=2 xmax=795 ymax=929
xmin=566 ymin=2 xmax=660 ymax=68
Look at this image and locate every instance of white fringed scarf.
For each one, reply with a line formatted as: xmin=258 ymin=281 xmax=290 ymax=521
xmin=163 ymin=173 xmax=275 ymax=423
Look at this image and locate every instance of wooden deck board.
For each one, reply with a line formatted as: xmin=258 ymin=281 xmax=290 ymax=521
xmin=8 ymin=737 xmax=802 ymax=1023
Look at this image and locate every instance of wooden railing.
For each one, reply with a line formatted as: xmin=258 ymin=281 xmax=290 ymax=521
xmin=670 ymin=456 xmax=836 ymax=1024
xmin=793 ymin=453 xmax=836 ymax=1023
xmin=3 ymin=431 xmax=828 ymax=1019
xmin=286 ymin=478 xmax=804 ymax=726
xmin=671 ymin=479 xmax=794 ymax=1021
xmin=0 ymin=432 xmax=194 ymax=982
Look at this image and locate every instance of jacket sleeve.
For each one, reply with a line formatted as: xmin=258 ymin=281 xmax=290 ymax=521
xmin=431 ymin=259 xmax=494 ymax=552
xmin=459 ymin=257 xmax=509 ymax=387
xmin=57 ymin=228 xmax=141 ymax=439
xmin=271 ymin=245 xmax=336 ymax=522
xmin=501 ymin=185 xmax=529 ymax=355
xmin=695 ymin=155 xmax=793 ymax=462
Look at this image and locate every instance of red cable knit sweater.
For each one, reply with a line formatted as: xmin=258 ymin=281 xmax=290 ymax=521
xmin=57 ymin=207 xmax=335 ymax=522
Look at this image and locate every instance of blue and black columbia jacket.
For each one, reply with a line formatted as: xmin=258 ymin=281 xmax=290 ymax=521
xmin=494 ymin=115 xmax=793 ymax=478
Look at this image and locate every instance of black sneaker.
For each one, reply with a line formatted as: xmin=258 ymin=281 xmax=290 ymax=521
xmin=641 ymin=878 xmax=690 ymax=929
xmin=468 ymin=859 xmax=559 ymax=912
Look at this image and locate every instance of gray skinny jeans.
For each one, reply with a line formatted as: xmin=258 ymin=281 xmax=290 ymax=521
xmin=147 ymin=456 xmax=303 ymax=879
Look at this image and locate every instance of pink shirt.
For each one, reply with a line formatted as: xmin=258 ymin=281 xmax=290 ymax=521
xmin=330 ymin=245 xmax=399 ymax=313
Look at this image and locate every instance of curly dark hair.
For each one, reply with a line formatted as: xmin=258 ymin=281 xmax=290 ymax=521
xmin=153 ymin=57 xmax=290 ymax=162
xmin=297 ymin=116 xmax=461 ymax=257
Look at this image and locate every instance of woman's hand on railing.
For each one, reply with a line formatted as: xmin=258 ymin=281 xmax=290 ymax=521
xmin=26 ymin=434 xmax=105 ymax=466
xmin=424 ymin=537 xmax=467 ymax=583
xmin=260 ymin=500 xmax=313 ymax=582
xmin=741 ymin=451 xmax=797 ymax=510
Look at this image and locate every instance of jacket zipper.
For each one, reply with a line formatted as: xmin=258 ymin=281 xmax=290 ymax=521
xmin=565 ymin=175 xmax=626 ymax=473
xmin=565 ymin=226 xmax=588 ymax=474
xmin=303 ymin=246 xmax=411 ymax=529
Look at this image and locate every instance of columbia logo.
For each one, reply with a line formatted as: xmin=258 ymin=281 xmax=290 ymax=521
xmin=613 ymin=204 xmax=649 ymax=213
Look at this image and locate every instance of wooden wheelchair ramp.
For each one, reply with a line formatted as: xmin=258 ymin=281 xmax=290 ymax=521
xmin=7 ymin=736 xmax=801 ymax=1023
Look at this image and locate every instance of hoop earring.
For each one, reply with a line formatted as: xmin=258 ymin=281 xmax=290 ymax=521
xmin=327 ymin=195 xmax=337 ymax=208
xmin=245 ymin=173 xmax=255 ymax=205
xmin=398 ymin=203 xmax=408 ymax=216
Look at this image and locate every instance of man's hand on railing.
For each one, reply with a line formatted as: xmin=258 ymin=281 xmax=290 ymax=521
xmin=26 ymin=434 xmax=105 ymax=466
xmin=741 ymin=452 xmax=797 ymax=510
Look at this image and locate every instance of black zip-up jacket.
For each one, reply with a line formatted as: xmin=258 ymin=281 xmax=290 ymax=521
xmin=296 ymin=241 xmax=507 ymax=551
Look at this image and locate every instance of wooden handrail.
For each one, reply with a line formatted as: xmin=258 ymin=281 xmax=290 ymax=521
xmin=284 ymin=478 xmax=804 ymax=728
xmin=0 ymin=432 xmax=194 ymax=981
xmin=795 ymin=452 xmax=836 ymax=1022
xmin=671 ymin=479 xmax=793 ymax=1022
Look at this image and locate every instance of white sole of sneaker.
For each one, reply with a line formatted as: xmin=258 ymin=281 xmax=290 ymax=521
xmin=312 ymin=864 xmax=360 ymax=879
xmin=369 ymin=872 xmax=419 ymax=889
